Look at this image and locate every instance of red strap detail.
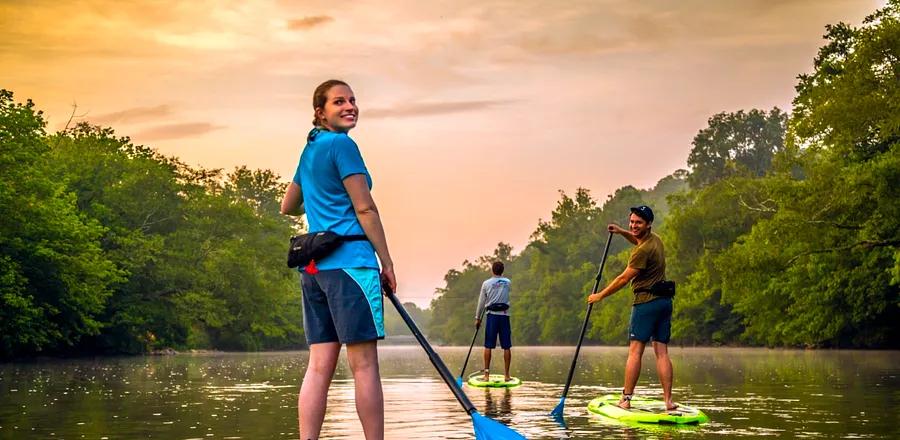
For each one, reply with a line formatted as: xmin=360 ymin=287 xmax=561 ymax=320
xmin=305 ymin=260 xmax=319 ymax=275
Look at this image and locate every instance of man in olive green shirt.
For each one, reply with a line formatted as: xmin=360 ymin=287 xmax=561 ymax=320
xmin=587 ymin=205 xmax=677 ymax=411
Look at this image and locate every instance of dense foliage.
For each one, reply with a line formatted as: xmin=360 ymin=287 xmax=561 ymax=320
xmin=428 ymin=1 xmax=899 ymax=348
xmin=1 ymin=92 xmax=305 ymax=358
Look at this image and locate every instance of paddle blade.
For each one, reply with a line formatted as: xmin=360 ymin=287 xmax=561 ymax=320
xmin=549 ymin=397 xmax=565 ymax=418
xmin=471 ymin=411 xmax=527 ymax=440
xmin=550 ymin=399 xmax=567 ymax=428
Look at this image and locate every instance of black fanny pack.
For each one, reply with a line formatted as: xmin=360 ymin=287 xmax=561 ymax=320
xmin=485 ymin=303 xmax=510 ymax=312
xmin=287 ymin=232 xmax=368 ymax=269
xmin=636 ymin=280 xmax=676 ymax=298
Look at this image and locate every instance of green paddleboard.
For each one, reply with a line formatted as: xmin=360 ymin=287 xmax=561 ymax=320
xmin=587 ymin=394 xmax=709 ymax=424
xmin=466 ymin=373 xmax=522 ymax=388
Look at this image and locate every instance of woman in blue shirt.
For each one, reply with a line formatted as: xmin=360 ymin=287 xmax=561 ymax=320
xmin=281 ymin=79 xmax=396 ymax=440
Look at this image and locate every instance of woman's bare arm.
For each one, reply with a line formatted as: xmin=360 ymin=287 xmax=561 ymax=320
xmin=280 ymin=182 xmax=305 ymax=216
xmin=343 ymin=174 xmax=396 ymax=291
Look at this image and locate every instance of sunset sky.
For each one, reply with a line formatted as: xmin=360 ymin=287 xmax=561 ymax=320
xmin=1 ymin=0 xmax=883 ymax=306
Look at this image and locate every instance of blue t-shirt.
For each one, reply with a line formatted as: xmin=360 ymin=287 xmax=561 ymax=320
xmin=292 ymin=128 xmax=378 ymax=271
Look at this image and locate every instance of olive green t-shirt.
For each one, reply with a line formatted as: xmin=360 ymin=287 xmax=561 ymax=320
xmin=628 ymin=232 xmax=666 ymax=305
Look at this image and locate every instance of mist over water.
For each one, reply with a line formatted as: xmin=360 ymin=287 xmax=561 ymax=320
xmin=1 ymin=346 xmax=897 ymax=439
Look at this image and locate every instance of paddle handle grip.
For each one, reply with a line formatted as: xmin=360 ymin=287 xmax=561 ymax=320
xmin=385 ymin=288 xmax=477 ymax=415
xmin=559 ymin=231 xmax=614 ymax=399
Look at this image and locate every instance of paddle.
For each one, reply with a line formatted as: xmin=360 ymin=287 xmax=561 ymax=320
xmin=384 ymin=285 xmax=527 ymax=440
xmin=458 ymin=305 xmax=488 ymax=387
xmin=550 ymin=231 xmax=614 ymax=422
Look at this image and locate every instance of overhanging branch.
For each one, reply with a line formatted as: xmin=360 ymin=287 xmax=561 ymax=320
xmin=786 ymin=239 xmax=900 ymax=265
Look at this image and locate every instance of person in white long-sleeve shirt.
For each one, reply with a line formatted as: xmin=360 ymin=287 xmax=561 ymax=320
xmin=475 ymin=261 xmax=512 ymax=381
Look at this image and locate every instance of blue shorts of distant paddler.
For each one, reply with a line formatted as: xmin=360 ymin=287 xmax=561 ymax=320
xmin=629 ymin=297 xmax=673 ymax=344
xmin=484 ymin=314 xmax=512 ymax=349
xmin=301 ymin=268 xmax=384 ymax=345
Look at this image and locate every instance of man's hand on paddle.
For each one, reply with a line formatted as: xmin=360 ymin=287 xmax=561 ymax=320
xmin=587 ymin=292 xmax=604 ymax=304
xmin=609 ymin=222 xmax=639 ymax=245
xmin=608 ymin=223 xmax=626 ymax=235
xmin=475 ymin=319 xmax=481 ymax=329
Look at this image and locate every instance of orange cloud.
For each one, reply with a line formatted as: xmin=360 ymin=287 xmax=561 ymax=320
xmin=365 ymin=100 xmax=512 ymax=118
xmin=132 ymin=122 xmax=223 ymax=141
xmin=287 ymin=16 xmax=333 ymax=30
xmin=87 ymin=105 xmax=173 ymax=125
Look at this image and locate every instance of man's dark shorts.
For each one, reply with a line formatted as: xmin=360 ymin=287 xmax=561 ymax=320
xmin=484 ymin=314 xmax=512 ymax=349
xmin=301 ymin=268 xmax=384 ymax=345
xmin=629 ymin=297 xmax=673 ymax=344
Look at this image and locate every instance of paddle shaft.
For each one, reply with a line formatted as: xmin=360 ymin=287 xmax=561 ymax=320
xmin=460 ymin=306 xmax=487 ymax=380
xmin=558 ymin=231 xmax=614 ymax=400
xmin=386 ymin=289 xmax=477 ymax=415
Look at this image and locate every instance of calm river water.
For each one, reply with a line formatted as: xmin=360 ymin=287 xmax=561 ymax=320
xmin=1 ymin=346 xmax=897 ymax=439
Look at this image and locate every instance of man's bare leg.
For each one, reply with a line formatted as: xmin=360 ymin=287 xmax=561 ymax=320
xmin=619 ymin=340 xmax=646 ymax=409
xmin=653 ymin=341 xmax=676 ymax=410
xmin=503 ymin=349 xmax=511 ymax=381
xmin=483 ymin=348 xmax=492 ymax=381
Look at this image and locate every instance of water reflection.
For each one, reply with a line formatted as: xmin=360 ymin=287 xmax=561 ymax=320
xmin=480 ymin=388 xmax=513 ymax=419
xmin=0 ymin=347 xmax=897 ymax=439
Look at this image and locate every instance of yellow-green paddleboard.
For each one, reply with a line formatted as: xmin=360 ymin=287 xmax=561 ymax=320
xmin=466 ymin=372 xmax=522 ymax=388
xmin=587 ymin=394 xmax=709 ymax=424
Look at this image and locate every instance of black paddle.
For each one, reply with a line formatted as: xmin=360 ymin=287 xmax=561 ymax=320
xmin=458 ymin=305 xmax=488 ymax=387
xmin=384 ymin=285 xmax=526 ymax=440
xmin=550 ymin=231 xmax=614 ymax=422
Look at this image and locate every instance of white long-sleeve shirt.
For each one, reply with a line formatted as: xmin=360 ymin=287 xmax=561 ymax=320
xmin=475 ymin=276 xmax=511 ymax=318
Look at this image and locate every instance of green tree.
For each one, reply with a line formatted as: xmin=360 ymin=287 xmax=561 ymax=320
xmin=0 ymin=91 xmax=119 ymax=358
xmin=664 ymin=177 xmax=770 ymax=344
xmin=46 ymin=123 xmax=305 ymax=353
xmin=713 ymin=1 xmax=900 ymax=347
xmin=384 ymin=301 xmax=431 ymax=336
xmin=791 ymin=0 xmax=900 ymax=161
xmin=716 ymin=147 xmax=899 ymax=346
xmin=687 ymin=109 xmax=787 ymax=189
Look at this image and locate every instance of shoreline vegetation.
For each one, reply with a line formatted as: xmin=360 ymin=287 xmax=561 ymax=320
xmin=2 ymin=1 xmax=898 ymax=360
xmin=423 ymin=2 xmax=899 ymax=351
xmin=35 ymin=344 xmax=900 ymax=361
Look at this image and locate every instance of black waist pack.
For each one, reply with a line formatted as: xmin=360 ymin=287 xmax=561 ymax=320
xmin=287 ymin=232 xmax=368 ymax=269
xmin=485 ymin=303 xmax=510 ymax=312
xmin=635 ymin=280 xmax=676 ymax=297
xmin=650 ymin=280 xmax=676 ymax=297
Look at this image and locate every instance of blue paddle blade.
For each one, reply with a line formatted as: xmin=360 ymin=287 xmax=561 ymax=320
xmin=550 ymin=398 xmax=567 ymax=428
xmin=550 ymin=397 xmax=565 ymax=418
xmin=471 ymin=411 xmax=526 ymax=440
xmin=456 ymin=376 xmax=463 ymax=388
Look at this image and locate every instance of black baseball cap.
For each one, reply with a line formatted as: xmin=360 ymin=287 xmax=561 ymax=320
xmin=630 ymin=205 xmax=654 ymax=223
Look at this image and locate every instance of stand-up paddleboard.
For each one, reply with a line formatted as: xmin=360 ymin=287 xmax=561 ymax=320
xmin=587 ymin=395 xmax=709 ymax=424
xmin=466 ymin=371 xmax=522 ymax=388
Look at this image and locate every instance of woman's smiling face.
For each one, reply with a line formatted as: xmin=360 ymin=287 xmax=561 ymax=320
xmin=316 ymin=85 xmax=358 ymax=132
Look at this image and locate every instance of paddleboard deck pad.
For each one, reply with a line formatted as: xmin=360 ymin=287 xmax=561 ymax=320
xmin=587 ymin=394 xmax=709 ymax=424
xmin=466 ymin=373 xmax=522 ymax=388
